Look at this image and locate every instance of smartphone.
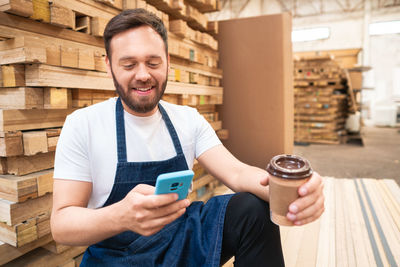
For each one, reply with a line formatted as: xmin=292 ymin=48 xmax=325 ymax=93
xmin=155 ymin=170 xmax=194 ymax=200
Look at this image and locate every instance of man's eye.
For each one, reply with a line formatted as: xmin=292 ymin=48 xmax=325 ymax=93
xmin=123 ymin=64 xmax=135 ymax=68
xmin=148 ymin=62 xmax=160 ymax=67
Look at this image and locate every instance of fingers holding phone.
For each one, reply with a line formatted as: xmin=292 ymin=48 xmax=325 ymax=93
xmin=116 ymin=172 xmax=192 ymax=236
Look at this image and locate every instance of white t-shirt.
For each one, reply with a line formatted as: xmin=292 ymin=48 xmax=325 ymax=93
xmin=54 ymin=98 xmax=221 ymax=208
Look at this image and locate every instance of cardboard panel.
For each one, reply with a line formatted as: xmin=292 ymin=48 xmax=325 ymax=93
xmin=218 ymin=13 xmax=293 ymax=169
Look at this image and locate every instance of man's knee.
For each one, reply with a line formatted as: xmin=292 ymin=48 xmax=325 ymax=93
xmin=227 ymin=192 xmax=271 ymax=227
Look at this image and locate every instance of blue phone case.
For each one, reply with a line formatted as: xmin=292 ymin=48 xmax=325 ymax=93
xmin=155 ymin=170 xmax=194 ymax=200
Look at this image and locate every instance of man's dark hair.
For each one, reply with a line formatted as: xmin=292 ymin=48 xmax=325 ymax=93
xmin=103 ymin=8 xmax=168 ymax=59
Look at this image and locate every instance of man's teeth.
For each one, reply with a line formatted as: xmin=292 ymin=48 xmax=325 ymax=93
xmin=135 ymin=87 xmax=152 ymax=92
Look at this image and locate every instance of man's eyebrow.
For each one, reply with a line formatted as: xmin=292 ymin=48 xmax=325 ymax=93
xmin=119 ymin=55 xmax=162 ymax=61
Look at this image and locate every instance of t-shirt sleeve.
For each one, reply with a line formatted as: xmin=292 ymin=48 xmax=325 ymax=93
xmin=194 ymin=109 xmax=222 ymax=158
xmin=53 ymin=112 xmax=92 ymax=182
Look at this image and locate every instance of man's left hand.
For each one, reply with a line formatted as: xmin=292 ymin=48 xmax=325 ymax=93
xmin=286 ymin=172 xmax=325 ymax=226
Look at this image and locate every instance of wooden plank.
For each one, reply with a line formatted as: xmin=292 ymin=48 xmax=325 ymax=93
xmin=0 ymin=132 xmax=23 ymax=157
xmin=0 ymin=170 xmax=52 ymax=202
xmin=295 ymin=218 xmax=321 ymax=266
xmin=22 ymin=131 xmax=48 ymax=156
xmin=61 ymin=47 xmax=79 ymax=68
xmin=170 ymin=62 xmax=222 ymax=79
xmin=0 ymin=234 xmax=52 ymax=265
xmin=0 ymin=87 xmax=43 ymax=109
xmin=0 ymin=47 xmax=46 ymax=65
xmin=364 ymin=179 xmax=400 ymax=265
xmin=30 ymin=0 xmax=50 ymax=22
xmin=281 ymin=225 xmax=305 ymax=267
xmin=0 ymin=172 xmax=38 ymax=203
xmin=42 ymin=241 xmax=71 ymax=254
xmin=355 ymin=179 xmax=387 ymax=266
xmin=49 ymin=3 xmax=74 ymax=29
xmin=170 ymin=52 xmax=222 ymax=77
xmin=44 ymin=87 xmax=72 ymax=109
xmin=60 ymin=259 xmax=75 ymax=267
xmin=0 ymin=217 xmax=37 ymax=247
xmin=74 ymin=253 xmax=84 ymax=266
xmin=94 ymin=50 xmax=106 ymax=72
xmin=93 ymin=0 xmax=123 ymax=10
xmin=0 ymin=36 xmax=42 ymax=51
xmin=0 ymin=157 xmax=7 ymax=174
xmin=344 ymin=179 xmax=374 ymax=267
xmin=5 ymin=151 xmax=55 ymax=176
xmin=166 ymin=81 xmax=223 ymax=96
xmin=36 ymin=170 xmax=53 ymax=197
xmin=315 ymin=178 xmax=336 ymax=267
xmin=45 ymin=128 xmax=61 ymax=137
xmin=36 ymin=212 xmax=50 ymax=238
xmin=0 ymin=108 xmax=73 ymax=132
xmin=0 ymin=0 xmax=33 ymax=17
xmin=46 ymin=44 xmax=61 ymax=66
xmin=24 ymin=64 xmax=223 ymax=95
xmin=335 ymin=179 xmax=355 ymax=267
xmin=207 ymin=21 xmax=218 ymax=35
xmin=25 ymin=64 xmax=113 ymax=90
xmin=0 ymin=65 xmax=25 ymax=87
xmin=169 ymin=20 xmax=188 ymax=38
xmin=0 ymin=193 xmax=52 ymax=226
xmin=3 ymin=246 xmax=87 ymax=267
xmin=78 ymin=49 xmax=95 ymax=70
xmin=378 ymin=180 xmax=400 ymax=231
xmin=51 ymin=0 xmax=118 ymax=19
xmin=0 ymin=13 xmax=104 ymax=48
xmin=315 ymin=177 xmax=333 ymax=267
xmin=91 ymin=16 xmax=109 ymax=37
xmin=383 ymin=179 xmax=400 ymax=207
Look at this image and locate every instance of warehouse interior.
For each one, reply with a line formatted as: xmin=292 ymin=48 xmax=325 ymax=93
xmin=0 ymin=0 xmax=399 ymax=266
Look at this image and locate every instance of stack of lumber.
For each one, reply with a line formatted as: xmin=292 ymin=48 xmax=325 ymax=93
xmin=0 ymin=0 xmax=223 ymax=264
xmin=294 ymin=56 xmax=349 ymax=144
xmin=222 ymin=177 xmax=400 ymax=267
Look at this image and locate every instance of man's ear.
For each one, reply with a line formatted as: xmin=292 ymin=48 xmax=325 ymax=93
xmin=105 ymin=55 xmax=112 ymax=78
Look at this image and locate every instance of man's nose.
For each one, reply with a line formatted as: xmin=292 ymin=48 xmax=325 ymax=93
xmin=136 ymin=64 xmax=151 ymax=82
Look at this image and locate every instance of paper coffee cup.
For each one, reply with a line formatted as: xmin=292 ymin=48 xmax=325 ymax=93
xmin=266 ymin=154 xmax=313 ymax=226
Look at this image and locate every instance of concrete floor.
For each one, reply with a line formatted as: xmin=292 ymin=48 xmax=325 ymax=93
xmin=293 ymin=126 xmax=400 ymax=185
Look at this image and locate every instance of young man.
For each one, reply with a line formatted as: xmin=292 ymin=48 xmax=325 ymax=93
xmin=51 ymin=9 xmax=324 ymax=266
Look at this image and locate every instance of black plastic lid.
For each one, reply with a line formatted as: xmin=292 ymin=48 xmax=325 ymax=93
xmin=266 ymin=154 xmax=313 ymax=179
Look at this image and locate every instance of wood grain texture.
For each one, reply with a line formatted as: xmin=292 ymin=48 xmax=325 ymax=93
xmin=0 ymin=193 xmax=52 ymax=226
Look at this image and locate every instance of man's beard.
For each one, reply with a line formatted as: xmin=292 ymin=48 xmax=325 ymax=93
xmin=110 ymin=69 xmax=167 ymax=114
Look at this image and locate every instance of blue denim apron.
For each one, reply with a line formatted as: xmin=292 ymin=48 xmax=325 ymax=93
xmin=80 ymin=98 xmax=232 ymax=266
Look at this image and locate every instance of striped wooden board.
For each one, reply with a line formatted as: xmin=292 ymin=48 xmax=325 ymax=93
xmin=280 ymin=177 xmax=400 ymax=267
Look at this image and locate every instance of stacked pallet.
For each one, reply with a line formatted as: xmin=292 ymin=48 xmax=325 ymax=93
xmin=294 ymin=56 xmax=349 ymax=144
xmin=0 ymin=0 xmax=223 ymax=264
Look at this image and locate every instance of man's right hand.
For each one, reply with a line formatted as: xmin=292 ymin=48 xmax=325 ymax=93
xmin=116 ymin=184 xmax=190 ymax=236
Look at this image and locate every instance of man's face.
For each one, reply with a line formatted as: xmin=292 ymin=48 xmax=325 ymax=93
xmin=106 ymin=26 xmax=168 ymax=116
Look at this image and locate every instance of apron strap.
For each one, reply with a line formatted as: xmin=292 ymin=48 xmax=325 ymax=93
xmin=116 ymin=98 xmax=128 ymax=163
xmin=158 ymin=103 xmax=185 ymax=156
xmin=115 ymin=98 xmax=184 ymax=163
